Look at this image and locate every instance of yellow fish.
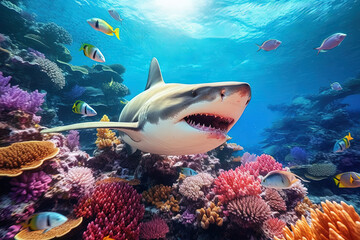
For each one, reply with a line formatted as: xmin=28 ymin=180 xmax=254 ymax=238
xmin=79 ymin=43 xmax=105 ymax=62
xmin=334 ymin=172 xmax=360 ymax=188
xmin=109 ymin=78 xmax=114 ymax=87
xmin=120 ymin=99 xmax=129 ymax=105
xmin=87 ymin=18 xmax=120 ymax=40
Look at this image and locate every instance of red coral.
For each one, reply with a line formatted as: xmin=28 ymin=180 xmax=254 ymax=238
xmin=227 ymin=196 xmax=271 ymax=228
xmin=75 ymin=182 xmax=144 ymax=240
xmin=262 ymin=217 xmax=286 ymax=239
xmin=256 ymin=154 xmax=283 ymax=176
xmin=212 ymin=167 xmax=261 ymax=203
xmin=263 ymin=188 xmax=287 ymax=212
xmin=140 ymin=217 xmax=169 ymax=239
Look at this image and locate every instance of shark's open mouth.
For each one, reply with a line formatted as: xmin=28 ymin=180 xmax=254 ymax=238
xmin=184 ymin=114 xmax=234 ymax=133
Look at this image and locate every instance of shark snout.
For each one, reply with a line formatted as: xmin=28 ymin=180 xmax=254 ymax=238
xmin=221 ymin=83 xmax=251 ymax=105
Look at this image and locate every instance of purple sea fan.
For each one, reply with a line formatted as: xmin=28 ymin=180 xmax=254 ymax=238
xmin=65 ymin=167 xmax=95 ymax=198
xmin=10 ymin=171 xmax=52 ymax=203
xmin=66 ymin=130 xmax=80 ymax=151
xmin=0 ymin=72 xmax=46 ymax=114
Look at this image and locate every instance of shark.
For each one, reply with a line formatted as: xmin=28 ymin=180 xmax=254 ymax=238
xmin=41 ymin=58 xmax=251 ymax=155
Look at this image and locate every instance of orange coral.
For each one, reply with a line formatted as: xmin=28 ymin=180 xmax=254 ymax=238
xmin=276 ymin=201 xmax=360 ymax=240
xmin=95 ymin=115 xmax=121 ymax=149
xmin=294 ymin=196 xmax=319 ymax=218
xmin=142 ymin=185 xmax=179 ymax=212
xmin=0 ymin=141 xmax=59 ymax=177
xmin=196 ymin=202 xmax=224 ymax=229
xmin=15 ymin=217 xmax=83 ymax=240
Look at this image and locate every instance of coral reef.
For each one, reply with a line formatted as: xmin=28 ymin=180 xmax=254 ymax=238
xmin=179 ymin=173 xmax=214 ymax=201
xmin=305 ymin=162 xmax=337 ymax=180
xmin=95 ymin=115 xmax=121 ymax=149
xmin=196 ymin=202 xmax=224 ymax=229
xmin=142 ymin=184 xmax=180 ymax=212
xmin=9 ymin=171 xmax=51 ymax=203
xmin=262 ymin=218 xmax=286 ymax=239
xmin=263 ymin=188 xmax=287 ymax=212
xmin=0 ymin=141 xmax=59 ymax=176
xmin=75 ymin=182 xmax=144 ymax=240
xmin=140 ymin=217 xmax=169 ymax=240
xmin=276 ymin=201 xmax=360 ymax=240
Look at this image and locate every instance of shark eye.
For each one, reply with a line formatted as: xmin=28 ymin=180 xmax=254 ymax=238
xmin=192 ymin=90 xmax=197 ymax=97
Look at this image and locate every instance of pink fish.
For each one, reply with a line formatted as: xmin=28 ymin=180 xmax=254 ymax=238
xmin=256 ymin=39 xmax=282 ymax=52
xmin=315 ymin=33 xmax=346 ymax=55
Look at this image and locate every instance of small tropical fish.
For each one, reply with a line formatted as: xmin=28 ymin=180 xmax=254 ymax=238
xmin=330 ymin=82 xmax=342 ymax=91
xmin=334 ymin=172 xmax=360 ymax=188
xmin=333 ymin=133 xmax=353 ymax=153
xmin=103 ymin=236 xmax=115 ymax=240
xmin=109 ymin=78 xmax=114 ymax=87
xmin=22 ymin=212 xmax=68 ymax=233
xmin=108 ymin=9 xmax=123 ymax=22
xmin=181 ymin=167 xmax=198 ymax=176
xmin=79 ymin=43 xmax=105 ymax=62
xmin=87 ymin=18 xmax=120 ymax=40
xmin=72 ymin=100 xmax=97 ymax=116
xmin=120 ymin=99 xmax=129 ymax=105
xmin=315 ymin=33 xmax=347 ymax=55
xmin=256 ymin=39 xmax=282 ymax=52
xmin=261 ymin=170 xmax=309 ymax=189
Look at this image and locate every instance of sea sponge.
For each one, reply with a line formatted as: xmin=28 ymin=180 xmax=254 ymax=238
xmin=95 ymin=115 xmax=121 ymax=149
xmin=179 ymin=172 xmax=214 ymax=201
xmin=305 ymin=163 xmax=336 ymax=181
xmin=35 ymin=58 xmax=65 ymax=90
xmin=227 ymin=196 xmax=271 ymax=228
xmin=14 ymin=217 xmax=82 ymax=240
xmin=196 ymin=202 xmax=224 ymax=229
xmin=0 ymin=141 xmax=59 ymax=177
xmin=276 ymin=201 xmax=360 ymax=240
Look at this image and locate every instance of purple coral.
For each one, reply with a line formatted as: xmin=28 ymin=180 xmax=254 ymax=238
xmin=4 ymin=225 xmax=21 ymax=240
xmin=66 ymin=130 xmax=80 ymax=151
xmin=0 ymin=72 xmax=46 ymax=114
xmin=28 ymin=48 xmax=45 ymax=59
xmin=290 ymin=147 xmax=307 ymax=164
xmin=181 ymin=209 xmax=196 ymax=225
xmin=10 ymin=171 xmax=52 ymax=203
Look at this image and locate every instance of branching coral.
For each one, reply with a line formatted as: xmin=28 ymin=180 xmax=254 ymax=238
xmin=240 ymin=154 xmax=283 ymax=177
xmin=75 ymin=182 xmax=144 ymax=240
xmin=179 ymin=172 xmax=214 ymax=201
xmin=213 ymin=167 xmax=261 ymax=203
xmin=140 ymin=217 xmax=169 ymax=240
xmin=227 ymin=196 xmax=271 ymax=228
xmin=9 ymin=171 xmax=51 ymax=203
xmin=95 ymin=115 xmax=121 ymax=149
xmin=0 ymin=72 xmax=46 ymax=114
xmin=0 ymin=141 xmax=59 ymax=177
xmin=276 ymin=201 xmax=360 ymax=240
xmin=35 ymin=58 xmax=65 ymax=90
xmin=263 ymin=188 xmax=287 ymax=212
xmin=262 ymin=218 xmax=286 ymax=239
xmin=142 ymin=184 xmax=180 ymax=212
xmin=196 ymin=202 xmax=224 ymax=229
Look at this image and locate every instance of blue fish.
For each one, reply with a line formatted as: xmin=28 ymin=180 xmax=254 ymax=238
xmin=333 ymin=133 xmax=353 ymax=153
xmin=22 ymin=212 xmax=68 ymax=234
xmin=181 ymin=167 xmax=198 ymax=176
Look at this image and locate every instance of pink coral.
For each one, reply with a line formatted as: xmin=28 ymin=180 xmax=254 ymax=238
xmin=263 ymin=188 xmax=287 ymax=212
xmin=9 ymin=171 xmax=52 ymax=203
xmin=140 ymin=217 xmax=169 ymax=239
xmin=64 ymin=166 xmax=95 ymax=198
xmin=227 ymin=196 xmax=271 ymax=228
xmin=262 ymin=217 xmax=286 ymax=239
xmin=4 ymin=225 xmax=21 ymax=240
xmin=75 ymin=182 xmax=144 ymax=240
xmin=213 ymin=167 xmax=261 ymax=203
xmin=240 ymin=154 xmax=283 ymax=177
xmin=179 ymin=173 xmax=214 ymax=201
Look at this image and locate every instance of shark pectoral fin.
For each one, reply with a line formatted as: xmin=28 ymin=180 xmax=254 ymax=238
xmin=145 ymin=58 xmax=165 ymax=90
xmin=41 ymin=121 xmax=140 ymax=135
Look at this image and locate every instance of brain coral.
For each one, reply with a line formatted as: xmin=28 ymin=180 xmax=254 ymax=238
xmin=179 ymin=172 xmax=214 ymax=201
xmin=305 ymin=163 xmax=337 ymax=180
xmin=0 ymin=141 xmax=59 ymax=177
xmin=35 ymin=58 xmax=65 ymax=90
xmin=39 ymin=22 xmax=73 ymax=45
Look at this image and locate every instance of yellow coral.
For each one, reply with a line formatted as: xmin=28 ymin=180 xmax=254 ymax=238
xmin=276 ymin=201 xmax=360 ymax=240
xmin=0 ymin=141 xmax=59 ymax=177
xmin=196 ymin=202 xmax=224 ymax=229
xmin=142 ymin=185 xmax=179 ymax=212
xmin=95 ymin=115 xmax=121 ymax=149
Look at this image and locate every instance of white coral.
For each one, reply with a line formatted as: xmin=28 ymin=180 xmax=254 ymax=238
xmin=179 ymin=173 xmax=214 ymax=201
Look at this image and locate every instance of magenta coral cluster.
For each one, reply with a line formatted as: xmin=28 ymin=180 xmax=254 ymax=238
xmin=140 ymin=217 xmax=169 ymax=240
xmin=239 ymin=154 xmax=284 ymax=177
xmin=0 ymin=72 xmax=45 ymax=114
xmin=9 ymin=171 xmax=52 ymax=203
xmin=75 ymin=182 xmax=144 ymax=240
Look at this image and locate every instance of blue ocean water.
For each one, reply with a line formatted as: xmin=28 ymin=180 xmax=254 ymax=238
xmin=24 ymin=0 xmax=360 ymax=150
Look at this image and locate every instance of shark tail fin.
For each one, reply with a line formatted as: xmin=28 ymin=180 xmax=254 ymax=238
xmin=256 ymin=44 xmax=262 ymax=52
xmin=114 ymin=28 xmax=120 ymax=40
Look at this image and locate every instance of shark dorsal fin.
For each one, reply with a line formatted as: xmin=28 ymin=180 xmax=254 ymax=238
xmin=145 ymin=58 xmax=165 ymax=90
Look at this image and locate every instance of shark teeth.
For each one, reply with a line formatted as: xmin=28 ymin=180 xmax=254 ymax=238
xmin=183 ymin=113 xmax=234 ymax=133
